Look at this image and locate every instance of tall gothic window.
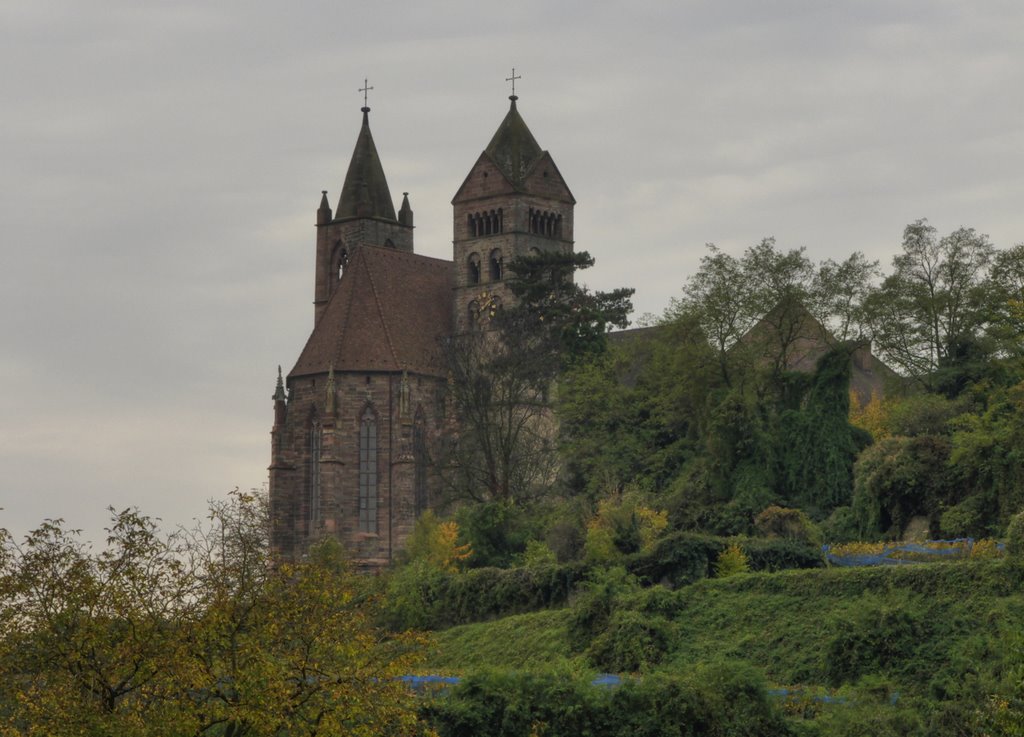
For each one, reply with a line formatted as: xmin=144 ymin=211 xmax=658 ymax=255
xmin=358 ymin=406 xmax=378 ymax=533
xmin=308 ymin=420 xmax=321 ymax=531
xmin=413 ymin=410 xmax=428 ymax=517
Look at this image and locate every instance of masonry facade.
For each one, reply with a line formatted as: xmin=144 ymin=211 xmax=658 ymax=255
xmin=268 ymin=96 xmax=574 ymax=567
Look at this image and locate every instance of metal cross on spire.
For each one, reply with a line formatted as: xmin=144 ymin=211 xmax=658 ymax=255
xmin=505 ymin=67 xmax=521 ymax=98
xmin=359 ymin=78 xmax=374 ymax=108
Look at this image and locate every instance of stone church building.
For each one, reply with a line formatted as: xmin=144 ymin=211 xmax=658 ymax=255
xmin=268 ymin=94 xmax=575 ymax=566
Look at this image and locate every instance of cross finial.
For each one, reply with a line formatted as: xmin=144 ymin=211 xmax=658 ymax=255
xmin=505 ymin=67 xmax=521 ymax=98
xmin=359 ymin=78 xmax=374 ymax=109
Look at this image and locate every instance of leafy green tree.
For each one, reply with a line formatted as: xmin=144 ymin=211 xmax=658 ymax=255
xmin=863 ymin=219 xmax=996 ymax=391
xmin=557 ymin=311 xmax=715 ymax=498
xmin=852 ymin=434 xmax=953 ymax=538
xmin=989 ymin=243 xmax=1024 ymax=357
xmin=946 ymin=380 xmax=1024 ymax=535
xmin=439 ymin=250 xmax=633 ymax=505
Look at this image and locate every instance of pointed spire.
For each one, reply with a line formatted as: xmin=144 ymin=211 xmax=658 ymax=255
xmin=273 ymin=365 xmax=287 ymax=402
xmin=317 ymin=190 xmax=332 ymax=225
xmin=398 ymin=192 xmax=413 ymax=227
xmin=335 ymin=106 xmax=397 ymax=221
xmin=485 ymin=96 xmax=543 ymax=186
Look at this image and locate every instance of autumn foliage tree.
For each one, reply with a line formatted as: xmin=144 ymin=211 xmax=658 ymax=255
xmin=0 ymin=491 xmax=430 ymax=736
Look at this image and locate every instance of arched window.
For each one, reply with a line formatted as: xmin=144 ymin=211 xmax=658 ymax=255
xmin=332 ymin=243 xmax=348 ymax=285
xmin=308 ymin=419 xmax=322 ymax=531
xmin=358 ymin=406 xmax=378 ymax=533
xmin=489 ymin=249 xmax=503 ymax=281
xmin=467 ymin=300 xmax=480 ymax=330
xmin=413 ymin=409 xmax=428 ymax=517
xmin=468 ymin=252 xmax=481 ymax=284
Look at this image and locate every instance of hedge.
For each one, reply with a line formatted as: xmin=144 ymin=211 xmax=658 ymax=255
xmin=420 ymin=665 xmax=794 ymax=737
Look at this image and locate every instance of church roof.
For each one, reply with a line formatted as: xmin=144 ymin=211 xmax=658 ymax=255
xmin=335 ymin=108 xmax=397 ymax=221
xmin=484 ymin=96 xmax=543 ymax=186
xmin=290 ymin=245 xmax=453 ymax=378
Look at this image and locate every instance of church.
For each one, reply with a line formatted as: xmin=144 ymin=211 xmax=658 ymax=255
xmin=268 ymin=91 xmax=576 ymax=567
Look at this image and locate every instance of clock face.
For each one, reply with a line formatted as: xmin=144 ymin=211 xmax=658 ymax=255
xmin=470 ymin=290 xmax=502 ymax=326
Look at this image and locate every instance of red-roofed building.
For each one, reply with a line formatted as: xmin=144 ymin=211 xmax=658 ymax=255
xmin=269 ymin=96 xmax=575 ymax=566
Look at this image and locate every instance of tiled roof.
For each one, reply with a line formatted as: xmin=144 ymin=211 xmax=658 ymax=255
xmin=290 ymin=246 xmax=453 ymax=378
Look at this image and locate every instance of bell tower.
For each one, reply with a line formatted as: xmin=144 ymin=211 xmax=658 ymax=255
xmin=451 ymin=92 xmax=575 ymax=333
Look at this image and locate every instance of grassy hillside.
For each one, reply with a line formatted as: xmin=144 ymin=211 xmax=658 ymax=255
xmin=425 ymin=560 xmax=1024 ymax=735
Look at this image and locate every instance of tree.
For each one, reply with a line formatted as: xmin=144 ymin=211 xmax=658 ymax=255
xmin=988 ymin=243 xmax=1024 ymax=357
xmin=0 ymin=509 xmax=187 ymax=736
xmin=438 ymin=250 xmax=633 ymax=504
xmin=0 ymin=493 xmax=430 ymax=736
xmin=557 ymin=311 xmax=716 ymax=498
xmin=678 ymin=238 xmax=876 ymax=387
xmin=863 ymin=219 xmax=996 ymax=389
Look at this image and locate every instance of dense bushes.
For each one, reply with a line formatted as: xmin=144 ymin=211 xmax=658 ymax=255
xmin=385 ymin=562 xmax=588 ymax=631
xmin=386 ymin=532 xmax=824 ymax=631
xmin=586 ymin=609 xmax=675 ymax=672
xmin=421 ymin=665 xmax=794 ymax=737
xmin=824 ymin=595 xmax=931 ymax=687
xmin=625 ymin=531 xmax=823 ymax=588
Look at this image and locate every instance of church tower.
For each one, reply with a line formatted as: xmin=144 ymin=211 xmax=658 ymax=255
xmin=269 ymin=90 xmax=574 ymax=568
xmin=269 ymin=102 xmax=451 ymax=569
xmin=451 ymin=94 xmax=576 ymax=332
xmin=312 ymin=104 xmax=415 ymax=326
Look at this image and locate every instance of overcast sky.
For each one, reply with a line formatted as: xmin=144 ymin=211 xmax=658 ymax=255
xmin=2 ymin=0 xmax=1023 ymax=545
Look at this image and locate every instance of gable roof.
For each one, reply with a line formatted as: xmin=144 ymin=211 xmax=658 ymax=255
xmin=485 ymin=97 xmax=543 ymax=186
xmin=335 ymin=108 xmax=397 ymax=221
xmin=451 ymin=100 xmax=575 ymax=204
xmin=290 ymin=246 xmax=453 ymax=378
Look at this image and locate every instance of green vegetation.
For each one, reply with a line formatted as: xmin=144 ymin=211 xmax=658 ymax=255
xmin=408 ymin=223 xmax=1024 ymax=734
xmin=424 ymin=560 xmax=1024 ymax=735
xmin=0 ymin=494 xmax=430 ymax=736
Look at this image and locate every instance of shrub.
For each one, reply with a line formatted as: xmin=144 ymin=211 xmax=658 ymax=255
xmin=740 ymin=537 xmax=824 ymax=571
xmin=1006 ymin=511 xmax=1024 ymax=558
xmin=518 ymin=539 xmax=557 ymax=568
xmin=754 ymin=505 xmax=822 ymax=546
xmin=824 ymin=595 xmax=930 ymax=687
xmin=567 ymin=566 xmax=639 ymax=652
xmin=586 ymin=609 xmax=674 ymax=672
xmin=383 ymin=562 xmax=588 ymax=631
xmin=399 ymin=510 xmax=471 ymax=571
xmin=820 ymin=505 xmax=861 ymax=543
xmin=422 ymin=666 xmax=794 ymax=737
xmin=455 ymin=501 xmax=536 ymax=568
xmin=713 ymin=544 xmax=750 ymax=578
xmin=583 ymin=490 xmax=668 ymax=563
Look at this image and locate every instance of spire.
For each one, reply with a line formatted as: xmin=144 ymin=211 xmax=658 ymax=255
xmin=317 ymin=190 xmax=332 ymax=225
xmin=398 ymin=192 xmax=413 ymax=227
xmin=484 ymin=96 xmax=543 ymax=186
xmin=273 ymin=365 xmax=287 ymax=402
xmin=335 ymin=106 xmax=398 ymax=221
xmin=272 ymin=365 xmax=288 ymax=428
